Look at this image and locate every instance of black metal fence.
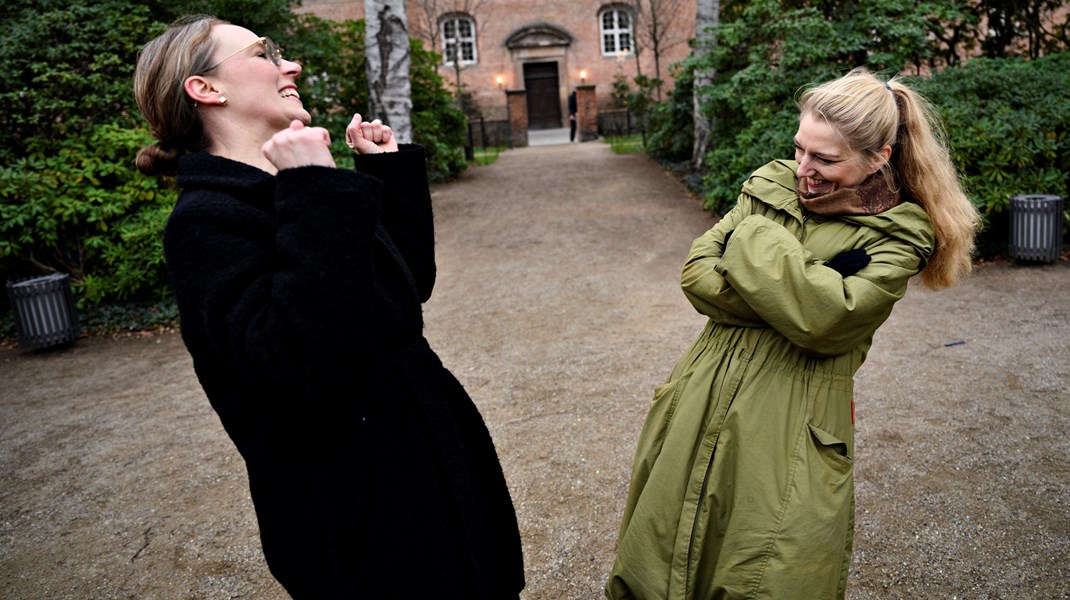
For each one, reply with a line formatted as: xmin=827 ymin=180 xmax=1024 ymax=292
xmin=465 ymin=117 xmax=511 ymax=150
xmin=462 ymin=111 xmax=644 ymax=154
xmin=598 ymin=109 xmax=646 ymax=138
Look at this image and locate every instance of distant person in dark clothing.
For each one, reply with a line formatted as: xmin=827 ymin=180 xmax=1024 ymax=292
xmin=569 ymin=90 xmax=578 ymax=142
xmin=133 ymin=15 xmax=525 ymax=599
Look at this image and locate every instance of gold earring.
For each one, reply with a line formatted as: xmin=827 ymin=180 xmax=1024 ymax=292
xmin=219 ymin=96 xmax=228 ymax=106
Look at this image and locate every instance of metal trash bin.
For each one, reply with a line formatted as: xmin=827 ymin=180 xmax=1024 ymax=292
xmin=1008 ymin=194 xmax=1065 ymax=263
xmin=6 ymin=273 xmax=81 ymax=349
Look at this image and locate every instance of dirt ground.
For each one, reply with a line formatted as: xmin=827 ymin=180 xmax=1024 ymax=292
xmin=1 ymin=141 xmax=1068 ymax=599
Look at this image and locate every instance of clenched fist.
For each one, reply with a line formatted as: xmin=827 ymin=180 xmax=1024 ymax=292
xmin=345 ymin=113 xmax=399 ymax=155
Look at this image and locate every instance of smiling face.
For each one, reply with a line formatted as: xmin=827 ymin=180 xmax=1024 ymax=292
xmin=204 ymin=24 xmax=310 ymax=131
xmin=794 ymin=111 xmax=885 ymax=196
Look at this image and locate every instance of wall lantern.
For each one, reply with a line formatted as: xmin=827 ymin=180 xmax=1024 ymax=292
xmin=496 ymin=75 xmax=504 ymax=88
xmin=579 ymin=69 xmax=587 ymax=84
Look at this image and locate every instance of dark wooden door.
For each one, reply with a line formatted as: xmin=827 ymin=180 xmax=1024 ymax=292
xmin=523 ymin=62 xmax=562 ymax=130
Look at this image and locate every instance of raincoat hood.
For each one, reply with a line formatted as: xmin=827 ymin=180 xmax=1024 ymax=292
xmin=743 ymin=159 xmax=934 ymax=265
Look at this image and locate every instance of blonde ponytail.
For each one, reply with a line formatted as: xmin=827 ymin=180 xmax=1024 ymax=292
xmin=885 ymin=76 xmax=980 ymax=288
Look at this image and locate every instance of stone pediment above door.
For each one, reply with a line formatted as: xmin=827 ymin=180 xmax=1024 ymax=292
xmin=505 ymin=23 xmax=573 ymax=49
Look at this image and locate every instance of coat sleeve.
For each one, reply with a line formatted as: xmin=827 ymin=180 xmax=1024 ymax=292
xmin=712 ymin=214 xmax=923 ymax=357
xmin=353 ymin=144 xmax=436 ymax=302
xmin=679 ymin=195 xmax=768 ymax=326
xmin=164 ymin=166 xmax=389 ymax=390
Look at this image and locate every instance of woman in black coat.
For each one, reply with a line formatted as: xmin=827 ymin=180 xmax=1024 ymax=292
xmin=134 ymin=16 xmax=524 ymax=598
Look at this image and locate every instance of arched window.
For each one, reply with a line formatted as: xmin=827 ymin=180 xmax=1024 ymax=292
xmin=599 ymin=6 xmax=634 ymax=56
xmin=441 ymin=13 xmax=477 ymax=66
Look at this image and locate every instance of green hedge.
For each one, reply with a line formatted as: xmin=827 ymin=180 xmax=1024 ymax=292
xmin=916 ymin=53 xmax=1070 ymax=217
xmin=0 ymin=124 xmax=173 ymax=304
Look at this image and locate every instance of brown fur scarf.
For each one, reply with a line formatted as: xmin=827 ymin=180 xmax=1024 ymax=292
xmin=798 ymin=172 xmax=901 ymax=216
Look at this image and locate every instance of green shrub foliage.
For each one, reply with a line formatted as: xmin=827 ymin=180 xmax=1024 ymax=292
xmin=0 ymin=124 xmax=172 ymax=302
xmin=1 ymin=0 xmax=173 ymax=307
xmin=642 ymin=64 xmax=696 ymax=169
xmin=0 ymin=1 xmax=157 ymax=164
xmin=1 ymin=0 xmax=469 ymax=325
xmin=409 ymin=38 xmax=468 ymax=183
xmin=915 ymin=53 xmax=1070 ymax=217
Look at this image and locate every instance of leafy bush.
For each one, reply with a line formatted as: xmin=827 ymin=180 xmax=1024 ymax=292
xmin=915 ymin=53 xmax=1070 ymax=217
xmin=0 ymin=2 xmax=149 ymax=329
xmin=645 ymin=0 xmax=1068 ymax=257
xmin=643 ymin=64 xmax=695 ymax=165
xmin=409 ymin=38 xmax=468 ymax=182
xmin=79 ymin=297 xmax=179 ymax=335
xmin=916 ymin=52 xmax=1070 ymax=253
xmin=0 ymin=122 xmax=174 ymax=303
xmin=0 ymin=1 xmax=157 ymax=164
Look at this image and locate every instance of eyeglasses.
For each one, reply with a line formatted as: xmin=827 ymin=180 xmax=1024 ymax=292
xmin=203 ymin=36 xmax=283 ymax=72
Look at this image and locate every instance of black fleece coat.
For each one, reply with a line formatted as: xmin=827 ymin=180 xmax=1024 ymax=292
xmin=164 ymin=145 xmax=524 ymax=598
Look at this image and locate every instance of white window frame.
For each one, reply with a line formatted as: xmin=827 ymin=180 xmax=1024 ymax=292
xmin=599 ymin=6 xmax=634 ymax=57
xmin=441 ymin=14 xmax=477 ymax=66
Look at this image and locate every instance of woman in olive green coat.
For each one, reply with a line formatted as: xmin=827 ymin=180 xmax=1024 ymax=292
xmin=606 ymin=69 xmax=980 ymax=600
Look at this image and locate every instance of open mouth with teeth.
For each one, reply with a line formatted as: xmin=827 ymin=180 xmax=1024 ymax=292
xmin=797 ymin=175 xmax=840 ymax=198
xmin=801 ymin=176 xmax=835 ymax=195
xmin=280 ymin=88 xmax=301 ymax=100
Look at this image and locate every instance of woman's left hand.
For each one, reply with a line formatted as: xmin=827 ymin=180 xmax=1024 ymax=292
xmin=346 ymin=113 xmax=399 ymax=154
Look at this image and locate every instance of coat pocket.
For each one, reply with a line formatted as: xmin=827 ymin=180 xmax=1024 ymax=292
xmin=647 ymin=376 xmax=689 ymax=447
xmin=628 ymin=375 xmax=692 ymax=486
xmin=807 ymin=422 xmax=853 ymax=479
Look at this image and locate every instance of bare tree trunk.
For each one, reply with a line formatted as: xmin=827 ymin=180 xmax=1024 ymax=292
xmin=410 ymin=0 xmax=441 ymax=49
xmin=454 ymin=61 xmax=464 ymax=112
xmin=365 ymin=0 xmax=413 ymax=143
xmin=628 ymin=0 xmax=644 ymax=77
xmin=691 ymin=0 xmax=718 ymax=171
xmin=647 ymin=4 xmax=662 ymax=100
xmin=652 ymin=28 xmax=662 ymax=101
xmin=632 ymin=0 xmax=686 ymax=102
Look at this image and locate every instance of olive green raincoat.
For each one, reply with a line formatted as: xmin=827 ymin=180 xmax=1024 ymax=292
xmin=606 ymin=160 xmax=935 ymax=600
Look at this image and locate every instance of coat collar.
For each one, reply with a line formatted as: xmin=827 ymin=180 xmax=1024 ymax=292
xmin=742 ymin=159 xmax=934 ymax=261
xmin=175 ymin=153 xmax=279 ymax=216
xmin=176 ymin=153 xmax=275 ymax=194
xmin=742 ymin=159 xmax=806 ymax=224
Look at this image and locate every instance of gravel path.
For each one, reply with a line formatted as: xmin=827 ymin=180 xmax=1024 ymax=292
xmin=1 ymin=140 xmax=1067 ymax=599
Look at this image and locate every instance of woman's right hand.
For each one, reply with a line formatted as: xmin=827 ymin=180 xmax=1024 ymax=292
xmin=345 ymin=113 xmax=399 ymax=154
xmin=262 ymin=120 xmax=337 ymax=170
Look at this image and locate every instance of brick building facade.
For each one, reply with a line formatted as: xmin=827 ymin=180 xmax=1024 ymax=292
xmin=298 ymin=0 xmax=695 ymax=128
